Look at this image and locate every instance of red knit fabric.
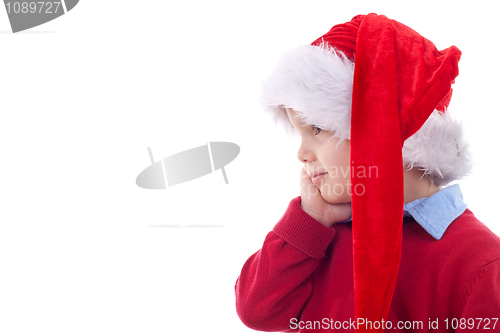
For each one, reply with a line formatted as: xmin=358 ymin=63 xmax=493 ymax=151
xmin=235 ymin=196 xmax=500 ymax=332
xmin=309 ymin=14 xmax=461 ymax=330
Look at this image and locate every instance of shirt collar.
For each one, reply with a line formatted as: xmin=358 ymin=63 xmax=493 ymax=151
xmin=403 ymin=183 xmax=467 ymax=240
xmin=335 ymin=184 xmax=467 ymax=240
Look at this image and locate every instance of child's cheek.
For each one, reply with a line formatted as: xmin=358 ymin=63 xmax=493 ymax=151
xmin=320 ymin=177 xmax=352 ymax=204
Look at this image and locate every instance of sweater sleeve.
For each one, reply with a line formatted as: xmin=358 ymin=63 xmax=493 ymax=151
xmin=235 ymin=196 xmax=336 ymax=332
xmin=457 ymin=258 xmax=500 ymax=332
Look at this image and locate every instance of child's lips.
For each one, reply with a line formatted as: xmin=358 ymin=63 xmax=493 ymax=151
xmin=311 ymin=172 xmax=328 ymax=184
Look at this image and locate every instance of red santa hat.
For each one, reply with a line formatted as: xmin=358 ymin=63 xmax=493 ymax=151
xmin=260 ymin=13 xmax=472 ymax=331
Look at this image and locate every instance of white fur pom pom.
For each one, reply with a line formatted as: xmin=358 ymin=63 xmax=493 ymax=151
xmin=402 ymin=109 xmax=474 ymax=187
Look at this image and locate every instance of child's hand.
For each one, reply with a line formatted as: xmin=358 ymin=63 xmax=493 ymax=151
xmin=299 ymin=166 xmax=352 ymax=228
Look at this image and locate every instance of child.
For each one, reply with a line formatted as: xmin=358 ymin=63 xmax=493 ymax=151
xmin=235 ymin=13 xmax=500 ymax=332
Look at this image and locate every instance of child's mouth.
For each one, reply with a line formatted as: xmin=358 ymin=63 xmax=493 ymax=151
xmin=311 ymin=172 xmax=328 ymax=184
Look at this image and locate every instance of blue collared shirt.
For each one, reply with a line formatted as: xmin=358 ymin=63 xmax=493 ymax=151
xmin=337 ymin=184 xmax=467 ymax=240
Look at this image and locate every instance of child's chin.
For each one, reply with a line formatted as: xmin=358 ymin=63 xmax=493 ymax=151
xmin=321 ymin=191 xmax=351 ymax=204
xmin=325 ymin=197 xmax=351 ymax=205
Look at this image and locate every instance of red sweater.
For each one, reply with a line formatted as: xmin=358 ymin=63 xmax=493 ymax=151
xmin=235 ymin=196 xmax=500 ymax=332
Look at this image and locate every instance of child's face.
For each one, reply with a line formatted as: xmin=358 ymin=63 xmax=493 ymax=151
xmin=285 ymin=108 xmax=351 ymax=204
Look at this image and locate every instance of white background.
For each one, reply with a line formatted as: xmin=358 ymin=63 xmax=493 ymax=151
xmin=0 ymin=1 xmax=498 ymax=332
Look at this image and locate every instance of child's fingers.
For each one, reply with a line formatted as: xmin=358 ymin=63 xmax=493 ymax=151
xmin=328 ymin=202 xmax=352 ymax=223
xmin=299 ymin=166 xmax=352 ymax=226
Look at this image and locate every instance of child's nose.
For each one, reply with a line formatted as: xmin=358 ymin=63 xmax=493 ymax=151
xmin=297 ymin=141 xmax=315 ymax=163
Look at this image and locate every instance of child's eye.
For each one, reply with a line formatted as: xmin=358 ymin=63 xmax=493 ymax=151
xmin=312 ymin=125 xmax=322 ymax=135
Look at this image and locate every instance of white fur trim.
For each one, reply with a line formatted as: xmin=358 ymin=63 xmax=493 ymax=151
xmin=260 ymin=43 xmax=473 ymax=186
xmin=259 ymin=42 xmax=354 ymax=141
